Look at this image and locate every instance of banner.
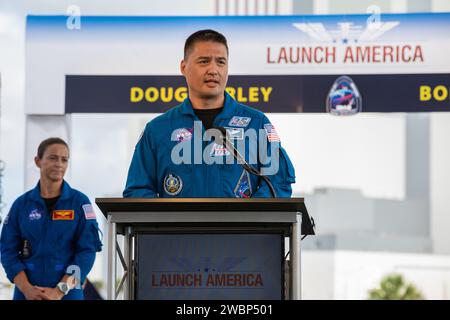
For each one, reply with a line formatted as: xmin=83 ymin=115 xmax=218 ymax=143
xmin=26 ymin=13 xmax=450 ymax=115
xmin=66 ymin=74 xmax=450 ymax=113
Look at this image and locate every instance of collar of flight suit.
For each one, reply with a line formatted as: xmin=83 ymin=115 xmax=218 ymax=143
xmin=180 ymin=91 xmax=238 ymax=122
xmin=29 ymin=179 xmax=73 ymax=203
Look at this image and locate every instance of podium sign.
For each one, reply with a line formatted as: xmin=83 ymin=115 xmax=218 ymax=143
xmin=136 ymin=233 xmax=283 ymax=300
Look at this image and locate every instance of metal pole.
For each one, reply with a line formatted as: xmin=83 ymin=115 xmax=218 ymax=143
xmin=290 ymin=213 xmax=302 ymax=299
xmin=107 ymin=216 xmax=116 ymax=300
xmin=123 ymin=227 xmax=132 ymax=299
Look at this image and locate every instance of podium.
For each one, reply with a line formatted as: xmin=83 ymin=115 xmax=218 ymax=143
xmin=96 ymin=198 xmax=314 ymax=300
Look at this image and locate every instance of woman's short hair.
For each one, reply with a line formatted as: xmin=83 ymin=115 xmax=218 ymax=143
xmin=37 ymin=137 xmax=69 ymax=159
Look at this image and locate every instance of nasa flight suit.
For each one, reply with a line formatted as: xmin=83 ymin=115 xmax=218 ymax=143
xmin=0 ymin=180 xmax=102 ymax=300
xmin=123 ymin=92 xmax=296 ymax=198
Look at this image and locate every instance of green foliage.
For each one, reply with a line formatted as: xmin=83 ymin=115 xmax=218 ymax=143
xmin=90 ymin=280 xmax=104 ymax=291
xmin=368 ymin=273 xmax=424 ymax=300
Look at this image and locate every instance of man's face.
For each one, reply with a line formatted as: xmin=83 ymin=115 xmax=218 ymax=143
xmin=180 ymin=41 xmax=228 ymax=101
xmin=35 ymin=143 xmax=69 ymax=182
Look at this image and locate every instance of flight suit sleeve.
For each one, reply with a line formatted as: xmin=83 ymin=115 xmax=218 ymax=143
xmin=123 ymin=124 xmax=158 ymax=198
xmin=67 ymin=197 xmax=102 ymax=284
xmin=0 ymin=200 xmax=27 ymax=283
xmin=252 ymin=116 xmax=296 ymax=198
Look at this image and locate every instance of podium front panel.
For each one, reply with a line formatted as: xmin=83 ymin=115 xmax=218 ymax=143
xmin=136 ymin=233 xmax=284 ymax=300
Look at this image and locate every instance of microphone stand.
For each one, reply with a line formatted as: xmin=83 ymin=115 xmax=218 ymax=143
xmin=215 ymin=127 xmax=315 ymax=239
xmin=216 ymin=127 xmax=277 ymax=198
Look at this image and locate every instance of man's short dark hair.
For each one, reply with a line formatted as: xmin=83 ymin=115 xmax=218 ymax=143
xmin=184 ymin=29 xmax=229 ymax=59
xmin=37 ymin=137 xmax=69 ymax=159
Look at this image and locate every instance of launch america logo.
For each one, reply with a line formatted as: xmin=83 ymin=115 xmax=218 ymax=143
xmin=151 ymin=256 xmax=265 ymax=289
xmin=267 ymin=16 xmax=424 ymax=65
xmin=292 ymin=19 xmax=400 ymax=44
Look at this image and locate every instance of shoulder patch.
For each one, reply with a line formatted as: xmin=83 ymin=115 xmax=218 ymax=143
xmin=82 ymin=204 xmax=97 ymax=220
xmin=174 ymin=127 xmax=193 ymax=143
xmin=264 ymin=123 xmax=280 ymax=142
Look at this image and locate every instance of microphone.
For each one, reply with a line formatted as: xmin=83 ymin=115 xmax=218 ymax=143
xmin=214 ymin=126 xmax=277 ymax=198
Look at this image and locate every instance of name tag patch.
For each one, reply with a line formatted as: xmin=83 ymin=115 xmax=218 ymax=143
xmin=52 ymin=210 xmax=74 ymax=221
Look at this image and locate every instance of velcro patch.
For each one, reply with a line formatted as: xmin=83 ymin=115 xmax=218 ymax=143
xmin=82 ymin=204 xmax=97 ymax=220
xmin=229 ymin=116 xmax=251 ymax=127
xmin=234 ymin=170 xmax=252 ymax=198
xmin=210 ymin=143 xmax=231 ymax=157
xmin=264 ymin=123 xmax=280 ymax=142
xmin=52 ymin=210 xmax=74 ymax=221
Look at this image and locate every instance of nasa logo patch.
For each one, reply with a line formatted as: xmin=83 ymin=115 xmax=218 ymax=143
xmin=28 ymin=209 xmax=42 ymax=221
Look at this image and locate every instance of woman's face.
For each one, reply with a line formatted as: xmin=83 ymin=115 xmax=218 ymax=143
xmin=35 ymin=143 xmax=69 ymax=182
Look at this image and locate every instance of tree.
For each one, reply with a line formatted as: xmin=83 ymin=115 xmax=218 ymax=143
xmin=368 ymin=273 xmax=424 ymax=300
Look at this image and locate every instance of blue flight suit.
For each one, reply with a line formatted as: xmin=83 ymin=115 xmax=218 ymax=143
xmin=0 ymin=180 xmax=102 ymax=300
xmin=123 ymin=92 xmax=296 ymax=198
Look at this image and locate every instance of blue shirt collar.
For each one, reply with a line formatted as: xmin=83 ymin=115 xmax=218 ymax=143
xmin=30 ymin=180 xmax=72 ymax=202
xmin=180 ymin=91 xmax=237 ymax=121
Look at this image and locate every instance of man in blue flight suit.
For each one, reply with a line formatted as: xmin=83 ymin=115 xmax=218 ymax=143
xmin=123 ymin=29 xmax=296 ymax=198
xmin=0 ymin=138 xmax=102 ymax=300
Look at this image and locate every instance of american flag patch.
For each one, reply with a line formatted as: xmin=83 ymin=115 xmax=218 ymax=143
xmin=82 ymin=204 xmax=96 ymax=220
xmin=264 ymin=124 xmax=280 ymax=142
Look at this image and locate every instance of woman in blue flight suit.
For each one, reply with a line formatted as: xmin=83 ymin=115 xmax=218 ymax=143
xmin=0 ymin=138 xmax=102 ymax=300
